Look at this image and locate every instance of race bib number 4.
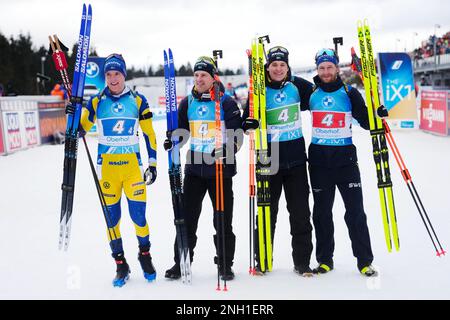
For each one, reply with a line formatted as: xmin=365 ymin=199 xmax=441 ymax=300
xmin=189 ymin=121 xmax=225 ymax=153
xmin=266 ymin=103 xmax=300 ymax=125
xmin=312 ymin=111 xmax=346 ymax=128
xmin=102 ymin=119 xmax=136 ymax=136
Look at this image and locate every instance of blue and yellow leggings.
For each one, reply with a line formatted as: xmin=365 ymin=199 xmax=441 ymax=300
xmin=98 ymin=154 xmax=150 ymax=255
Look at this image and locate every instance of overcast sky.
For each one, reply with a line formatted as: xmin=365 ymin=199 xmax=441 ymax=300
xmin=0 ymin=0 xmax=449 ymax=71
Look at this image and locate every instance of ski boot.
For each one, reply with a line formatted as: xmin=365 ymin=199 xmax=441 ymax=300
xmin=219 ymin=265 xmax=235 ymax=281
xmin=112 ymin=253 xmax=130 ymax=287
xmin=360 ymin=265 xmax=378 ymax=277
xmin=312 ymin=261 xmax=334 ymax=275
xmin=294 ymin=265 xmax=314 ymax=277
xmin=138 ymin=246 xmax=156 ymax=282
xmin=164 ymin=263 xmax=181 ymax=280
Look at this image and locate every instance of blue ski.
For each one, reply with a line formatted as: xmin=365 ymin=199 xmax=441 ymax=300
xmin=59 ymin=3 xmax=93 ymax=251
xmin=164 ymin=49 xmax=192 ymax=284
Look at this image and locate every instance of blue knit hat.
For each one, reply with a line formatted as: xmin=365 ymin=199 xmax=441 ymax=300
xmin=315 ymin=48 xmax=339 ymax=66
xmin=104 ymin=53 xmax=127 ymax=77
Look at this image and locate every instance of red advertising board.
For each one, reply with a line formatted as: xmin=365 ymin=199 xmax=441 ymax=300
xmin=420 ymin=90 xmax=448 ymax=136
xmin=0 ymin=117 xmax=4 ymax=155
xmin=158 ymin=96 xmax=184 ymax=107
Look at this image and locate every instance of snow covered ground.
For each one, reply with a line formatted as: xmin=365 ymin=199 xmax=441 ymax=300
xmin=1 ymin=117 xmax=449 ymax=300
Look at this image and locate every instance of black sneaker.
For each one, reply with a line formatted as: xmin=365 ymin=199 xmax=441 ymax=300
xmin=294 ymin=265 xmax=314 ymax=277
xmin=312 ymin=262 xmax=334 ymax=274
xmin=219 ymin=265 xmax=235 ymax=281
xmin=112 ymin=253 xmax=130 ymax=287
xmin=165 ymin=263 xmax=181 ymax=280
xmin=138 ymin=249 xmax=156 ymax=282
xmin=360 ymin=265 xmax=378 ymax=277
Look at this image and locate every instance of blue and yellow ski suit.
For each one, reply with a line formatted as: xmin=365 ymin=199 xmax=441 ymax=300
xmin=81 ymin=87 xmax=157 ymax=255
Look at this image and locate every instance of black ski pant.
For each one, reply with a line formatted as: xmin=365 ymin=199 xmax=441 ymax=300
xmin=173 ymin=174 xmax=236 ymax=266
xmin=310 ymin=163 xmax=374 ymax=269
xmin=256 ymin=164 xmax=313 ymax=267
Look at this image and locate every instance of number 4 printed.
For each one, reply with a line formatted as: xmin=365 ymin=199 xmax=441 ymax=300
xmin=113 ymin=120 xmax=125 ymax=134
xmin=321 ymin=114 xmax=334 ymax=127
xmin=278 ymin=108 xmax=289 ymax=122
xmin=198 ymin=123 xmax=209 ymax=136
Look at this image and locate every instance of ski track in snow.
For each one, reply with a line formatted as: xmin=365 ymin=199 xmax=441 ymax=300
xmin=1 ymin=117 xmax=449 ymax=300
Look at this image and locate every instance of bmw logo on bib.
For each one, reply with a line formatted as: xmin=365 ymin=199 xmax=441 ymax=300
xmin=274 ymin=92 xmax=287 ymax=104
xmin=322 ymin=96 xmax=335 ymax=108
xmin=86 ymin=61 xmax=100 ymax=78
xmin=112 ymin=102 xmax=125 ymax=114
xmin=197 ymin=105 xmax=209 ymax=117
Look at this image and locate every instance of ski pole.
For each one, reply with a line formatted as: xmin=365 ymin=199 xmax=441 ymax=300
xmin=383 ymin=121 xmax=445 ymax=256
xmin=246 ymin=48 xmax=257 ymax=275
xmin=212 ymin=50 xmax=227 ymax=291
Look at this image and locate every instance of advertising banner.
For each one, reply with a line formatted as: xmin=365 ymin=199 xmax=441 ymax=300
xmin=0 ymin=116 xmax=4 ymax=155
xmin=420 ymin=90 xmax=448 ymax=136
xmin=0 ymin=99 xmax=41 ymax=154
xmin=38 ymin=101 xmax=66 ymax=144
xmin=85 ymin=56 xmax=106 ymax=92
xmin=378 ymin=52 xmax=418 ymax=129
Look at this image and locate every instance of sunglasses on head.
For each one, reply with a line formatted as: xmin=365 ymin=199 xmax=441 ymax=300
xmin=196 ymin=56 xmax=216 ymax=65
xmin=106 ymin=53 xmax=125 ymax=61
xmin=268 ymin=46 xmax=289 ymax=54
xmin=315 ymin=48 xmax=338 ymax=62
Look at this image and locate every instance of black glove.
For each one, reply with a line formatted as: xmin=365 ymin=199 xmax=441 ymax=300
xmin=144 ymin=166 xmax=157 ymax=185
xmin=242 ymin=118 xmax=259 ymax=132
xmin=377 ymin=105 xmax=389 ymax=118
xmin=65 ymin=103 xmax=76 ymax=115
xmin=163 ymin=138 xmax=173 ymax=151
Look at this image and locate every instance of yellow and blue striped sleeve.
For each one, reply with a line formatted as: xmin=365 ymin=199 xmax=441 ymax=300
xmin=79 ymin=95 xmax=99 ymax=133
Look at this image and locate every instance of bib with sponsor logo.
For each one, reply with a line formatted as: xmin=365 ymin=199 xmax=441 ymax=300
xmin=187 ymin=95 xmax=226 ymax=154
xmin=96 ymin=94 xmax=140 ymax=154
xmin=266 ymin=83 xmax=303 ymax=142
xmin=310 ymin=85 xmax=353 ymax=146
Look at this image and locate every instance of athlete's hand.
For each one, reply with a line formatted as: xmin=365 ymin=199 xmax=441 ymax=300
xmin=242 ymin=118 xmax=259 ymax=133
xmin=65 ymin=103 xmax=76 ymax=115
xmin=377 ymin=105 xmax=389 ymax=118
xmin=144 ymin=166 xmax=157 ymax=185
xmin=163 ymin=139 xmax=173 ymax=151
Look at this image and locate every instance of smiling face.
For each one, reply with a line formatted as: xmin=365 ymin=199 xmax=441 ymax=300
xmin=106 ymin=70 xmax=126 ymax=95
xmin=317 ymin=62 xmax=339 ymax=83
xmin=267 ymin=61 xmax=289 ymax=82
xmin=194 ymin=70 xmax=215 ymax=94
